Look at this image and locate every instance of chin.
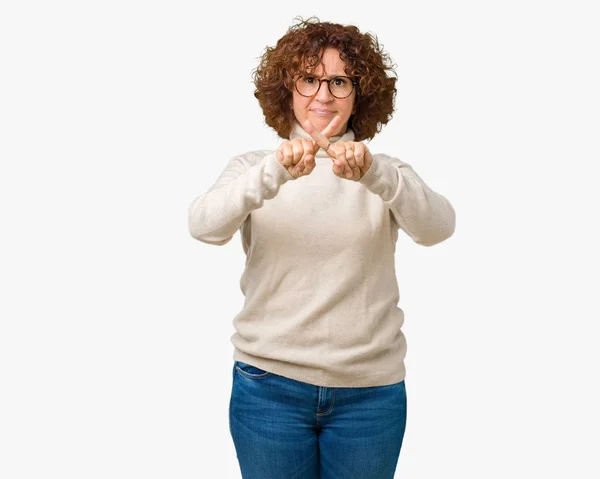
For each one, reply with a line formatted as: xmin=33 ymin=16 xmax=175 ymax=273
xmin=310 ymin=115 xmax=341 ymax=131
xmin=309 ymin=115 xmax=333 ymax=124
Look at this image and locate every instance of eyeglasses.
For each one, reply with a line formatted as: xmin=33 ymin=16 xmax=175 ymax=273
xmin=294 ymin=75 xmax=357 ymax=99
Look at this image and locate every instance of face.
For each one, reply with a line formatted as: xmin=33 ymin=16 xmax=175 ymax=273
xmin=292 ymin=47 xmax=356 ymax=137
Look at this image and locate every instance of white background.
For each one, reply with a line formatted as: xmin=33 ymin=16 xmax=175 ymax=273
xmin=1 ymin=0 xmax=599 ymax=477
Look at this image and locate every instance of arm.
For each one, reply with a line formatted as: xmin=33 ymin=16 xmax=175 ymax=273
xmin=359 ymin=154 xmax=456 ymax=246
xmin=188 ymin=152 xmax=293 ymax=245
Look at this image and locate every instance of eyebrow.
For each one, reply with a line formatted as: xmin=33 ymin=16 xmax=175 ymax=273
xmin=305 ymin=73 xmax=346 ymax=79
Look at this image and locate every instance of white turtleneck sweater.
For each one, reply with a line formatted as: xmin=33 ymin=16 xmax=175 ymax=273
xmin=188 ymin=122 xmax=456 ymax=387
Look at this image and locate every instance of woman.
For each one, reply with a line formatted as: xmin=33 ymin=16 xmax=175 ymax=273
xmin=188 ymin=17 xmax=455 ymax=479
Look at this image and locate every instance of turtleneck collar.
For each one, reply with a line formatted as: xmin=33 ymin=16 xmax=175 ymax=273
xmin=288 ymin=121 xmax=355 ymax=158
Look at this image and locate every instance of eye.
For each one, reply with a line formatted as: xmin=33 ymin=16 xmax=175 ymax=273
xmin=302 ymin=76 xmax=316 ymax=84
xmin=333 ymin=77 xmax=349 ymax=86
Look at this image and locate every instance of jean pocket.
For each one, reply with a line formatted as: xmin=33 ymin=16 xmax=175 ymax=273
xmin=235 ymin=361 xmax=271 ymax=379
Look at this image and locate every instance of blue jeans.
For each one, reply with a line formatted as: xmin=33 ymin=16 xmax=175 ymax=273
xmin=229 ymin=360 xmax=407 ymax=479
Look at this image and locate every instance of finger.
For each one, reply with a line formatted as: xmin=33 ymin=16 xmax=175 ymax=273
xmin=302 ymin=154 xmax=315 ymax=176
xmin=311 ymin=139 xmax=320 ymax=157
xmin=291 ymin=141 xmax=304 ymax=165
xmin=353 ymin=143 xmax=365 ymax=169
xmin=303 ymin=116 xmax=342 ymax=150
xmin=332 ymin=154 xmax=344 ymax=177
xmin=319 ymin=115 xmax=344 ymax=139
xmin=279 ymin=143 xmax=293 ymax=166
xmin=303 ymin=115 xmax=342 ymax=140
xmin=291 ymin=157 xmax=307 ymax=178
xmin=304 ymin=121 xmax=331 ymax=151
xmin=354 ymin=149 xmax=365 ymax=179
xmin=329 ymin=144 xmax=344 ymax=176
xmin=345 ymin=148 xmax=361 ymax=179
xmin=301 ymin=139 xmax=316 ymax=160
xmin=338 ymin=144 xmax=355 ymax=178
xmin=333 ymin=145 xmax=353 ymax=179
xmin=294 ymin=160 xmax=306 ymax=176
xmin=345 ymin=148 xmax=356 ymax=169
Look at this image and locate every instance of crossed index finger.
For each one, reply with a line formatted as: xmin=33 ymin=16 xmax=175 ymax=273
xmin=303 ymin=116 xmax=342 ymax=158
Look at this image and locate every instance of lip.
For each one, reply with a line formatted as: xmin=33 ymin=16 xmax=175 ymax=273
xmin=310 ymin=109 xmax=335 ymax=116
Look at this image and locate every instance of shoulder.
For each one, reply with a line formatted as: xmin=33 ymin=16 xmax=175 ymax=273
xmin=230 ymin=149 xmax=274 ymax=168
xmin=371 ymin=152 xmax=412 ymax=169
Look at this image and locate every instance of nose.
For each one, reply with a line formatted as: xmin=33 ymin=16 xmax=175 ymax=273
xmin=315 ymin=80 xmax=334 ymax=102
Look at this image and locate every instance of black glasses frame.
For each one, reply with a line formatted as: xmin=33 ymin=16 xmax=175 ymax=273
xmin=294 ymin=76 xmax=358 ymax=99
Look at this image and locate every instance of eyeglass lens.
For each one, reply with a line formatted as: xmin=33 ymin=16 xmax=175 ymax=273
xmin=296 ymin=76 xmax=354 ymax=98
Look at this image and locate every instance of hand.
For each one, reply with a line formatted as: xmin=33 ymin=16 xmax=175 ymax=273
xmin=276 ymin=116 xmax=343 ymax=179
xmin=303 ymin=120 xmax=373 ymax=181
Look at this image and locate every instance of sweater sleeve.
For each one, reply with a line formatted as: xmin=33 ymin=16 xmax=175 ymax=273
xmin=358 ymin=154 xmax=456 ymax=246
xmin=188 ymin=151 xmax=293 ymax=245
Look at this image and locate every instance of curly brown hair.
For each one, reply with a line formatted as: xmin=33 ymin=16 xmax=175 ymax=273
xmin=252 ymin=17 xmax=397 ymax=142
